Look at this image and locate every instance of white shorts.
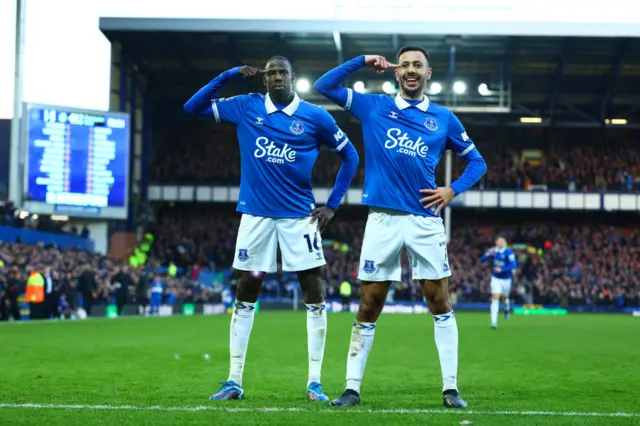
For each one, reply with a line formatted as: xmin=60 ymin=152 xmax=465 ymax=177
xmin=490 ymin=276 xmax=512 ymax=296
xmin=357 ymin=208 xmax=451 ymax=282
xmin=232 ymin=214 xmax=325 ymax=273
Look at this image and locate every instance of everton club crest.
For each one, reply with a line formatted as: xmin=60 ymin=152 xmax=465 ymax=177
xmin=424 ymin=117 xmax=438 ymax=131
xmin=289 ymin=120 xmax=305 ymax=135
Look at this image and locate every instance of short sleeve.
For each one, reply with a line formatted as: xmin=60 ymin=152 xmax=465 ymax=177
xmin=445 ymin=111 xmax=477 ymax=158
xmin=344 ymin=89 xmax=383 ymax=122
xmin=315 ymin=108 xmax=350 ymax=151
xmin=211 ymin=95 xmax=250 ymax=124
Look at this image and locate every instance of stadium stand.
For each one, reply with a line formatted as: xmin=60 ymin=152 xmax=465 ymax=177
xmin=151 ymin=123 xmax=640 ymax=192
xmin=150 ymin=205 xmax=640 ymax=309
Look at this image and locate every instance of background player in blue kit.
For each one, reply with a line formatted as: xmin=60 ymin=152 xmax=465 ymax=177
xmin=149 ymin=274 xmax=164 ymax=315
xmin=184 ymin=56 xmax=359 ymax=402
xmin=481 ymin=236 xmax=517 ymax=328
xmin=314 ymin=46 xmax=487 ymax=409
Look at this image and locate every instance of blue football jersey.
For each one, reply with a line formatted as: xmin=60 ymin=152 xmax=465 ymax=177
xmin=151 ymin=279 xmax=164 ymax=294
xmin=212 ymin=93 xmax=350 ymax=218
xmin=343 ymin=91 xmax=476 ymax=217
xmin=482 ymin=247 xmax=517 ymax=280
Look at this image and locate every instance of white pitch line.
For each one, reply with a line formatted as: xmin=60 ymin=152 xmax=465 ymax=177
xmin=0 ymin=403 xmax=638 ymax=418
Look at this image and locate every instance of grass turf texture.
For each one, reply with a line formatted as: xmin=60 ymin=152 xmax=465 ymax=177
xmin=1 ymin=312 xmax=639 ymax=426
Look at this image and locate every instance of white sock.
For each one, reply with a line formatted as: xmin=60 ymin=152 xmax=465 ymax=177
xmin=505 ymin=298 xmax=511 ymax=312
xmin=228 ymin=301 xmax=256 ymax=386
xmin=433 ymin=311 xmax=459 ymax=392
xmin=491 ymin=299 xmax=499 ymax=327
xmin=345 ymin=321 xmax=376 ymax=394
xmin=306 ymin=303 xmax=327 ymax=387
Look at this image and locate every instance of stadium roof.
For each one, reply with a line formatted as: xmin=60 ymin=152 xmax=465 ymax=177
xmin=101 ymin=19 xmax=640 ymax=127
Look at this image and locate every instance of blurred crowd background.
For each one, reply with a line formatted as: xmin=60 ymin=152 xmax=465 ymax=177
xmin=3 ymin=202 xmax=638 ymax=321
xmin=152 ymin=123 xmax=640 ymax=192
xmin=2 ymin=105 xmax=640 ymax=321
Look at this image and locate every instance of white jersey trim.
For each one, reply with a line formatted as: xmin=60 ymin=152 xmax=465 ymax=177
xmin=458 ymin=143 xmax=476 ymax=157
xmin=344 ymin=88 xmax=353 ymax=111
xmin=211 ymin=101 xmax=221 ymax=123
xmin=333 ymin=139 xmax=349 ymax=152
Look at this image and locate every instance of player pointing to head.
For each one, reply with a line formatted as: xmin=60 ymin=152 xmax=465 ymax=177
xmin=481 ymin=236 xmax=517 ymax=328
xmin=184 ymin=56 xmax=359 ymax=402
xmin=315 ymin=47 xmax=487 ymax=408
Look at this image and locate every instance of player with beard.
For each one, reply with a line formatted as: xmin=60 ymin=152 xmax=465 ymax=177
xmin=184 ymin=56 xmax=359 ymax=402
xmin=314 ymin=46 xmax=487 ymax=408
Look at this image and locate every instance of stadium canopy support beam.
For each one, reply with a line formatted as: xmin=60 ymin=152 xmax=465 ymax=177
xmin=560 ymin=101 xmax=599 ymax=123
xmin=502 ymin=37 xmax=513 ymax=96
xmin=9 ymin=0 xmax=26 ymax=206
xmin=617 ymin=104 xmax=640 ymax=119
xmin=550 ymin=38 xmax=570 ymax=120
xmin=512 ymin=102 xmax=539 ymax=117
xmin=332 ymin=31 xmax=344 ymax=65
xmin=128 ymin=72 xmax=137 ymax=231
xmin=391 ymin=34 xmax=399 ymax=56
xmin=600 ymin=38 xmax=631 ymax=120
xmin=444 ymin=43 xmax=457 ymax=244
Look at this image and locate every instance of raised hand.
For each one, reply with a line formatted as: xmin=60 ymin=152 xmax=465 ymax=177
xmin=239 ymin=66 xmax=266 ymax=79
xmin=364 ymin=55 xmax=399 ymax=74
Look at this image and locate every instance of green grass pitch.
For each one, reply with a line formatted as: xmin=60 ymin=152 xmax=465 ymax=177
xmin=1 ymin=311 xmax=639 ymax=425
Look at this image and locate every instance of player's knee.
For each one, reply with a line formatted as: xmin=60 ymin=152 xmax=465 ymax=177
xmin=297 ymin=267 xmax=325 ymax=303
xmin=430 ymin=294 xmax=452 ymax=313
xmin=236 ymin=271 xmax=263 ymax=302
xmin=358 ymin=289 xmax=386 ymax=320
xmin=425 ymin=280 xmax=452 ymax=313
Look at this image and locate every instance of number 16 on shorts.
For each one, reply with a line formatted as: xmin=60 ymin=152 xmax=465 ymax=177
xmin=304 ymin=232 xmax=320 ymax=253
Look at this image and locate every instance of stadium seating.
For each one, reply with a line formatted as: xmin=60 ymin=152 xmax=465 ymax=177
xmin=152 ymin=206 xmax=640 ymax=308
xmin=151 ymin=122 xmax=640 ymax=192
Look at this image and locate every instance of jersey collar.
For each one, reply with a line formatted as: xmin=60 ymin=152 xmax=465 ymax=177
xmin=394 ymin=94 xmax=430 ymax=112
xmin=265 ymin=92 xmax=301 ymax=116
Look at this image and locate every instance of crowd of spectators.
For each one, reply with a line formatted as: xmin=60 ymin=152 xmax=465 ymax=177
xmin=0 ymin=241 xmax=217 ymax=321
xmin=152 ymin=206 xmax=640 ymax=309
xmin=151 ymin=122 xmax=640 ymax=192
xmin=1 ymin=205 xmax=638 ymax=321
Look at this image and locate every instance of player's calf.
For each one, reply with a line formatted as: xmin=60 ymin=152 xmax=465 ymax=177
xmin=297 ymin=267 xmax=329 ymax=399
xmin=503 ymin=296 xmax=511 ymax=320
xmin=331 ymin=282 xmax=390 ymax=407
xmin=490 ymin=293 xmax=500 ymax=328
xmin=210 ymin=270 xmax=263 ymax=401
xmin=422 ymin=278 xmax=466 ymax=408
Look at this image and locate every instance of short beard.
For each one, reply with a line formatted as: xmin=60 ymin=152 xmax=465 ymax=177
xmin=400 ymin=81 xmax=426 ymax=100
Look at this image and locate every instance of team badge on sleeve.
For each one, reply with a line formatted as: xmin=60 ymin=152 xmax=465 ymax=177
xmin=289 ymin=120 xmax=305 ymax=135
xmin=363 ymin=260 xmax=376 ymax=274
